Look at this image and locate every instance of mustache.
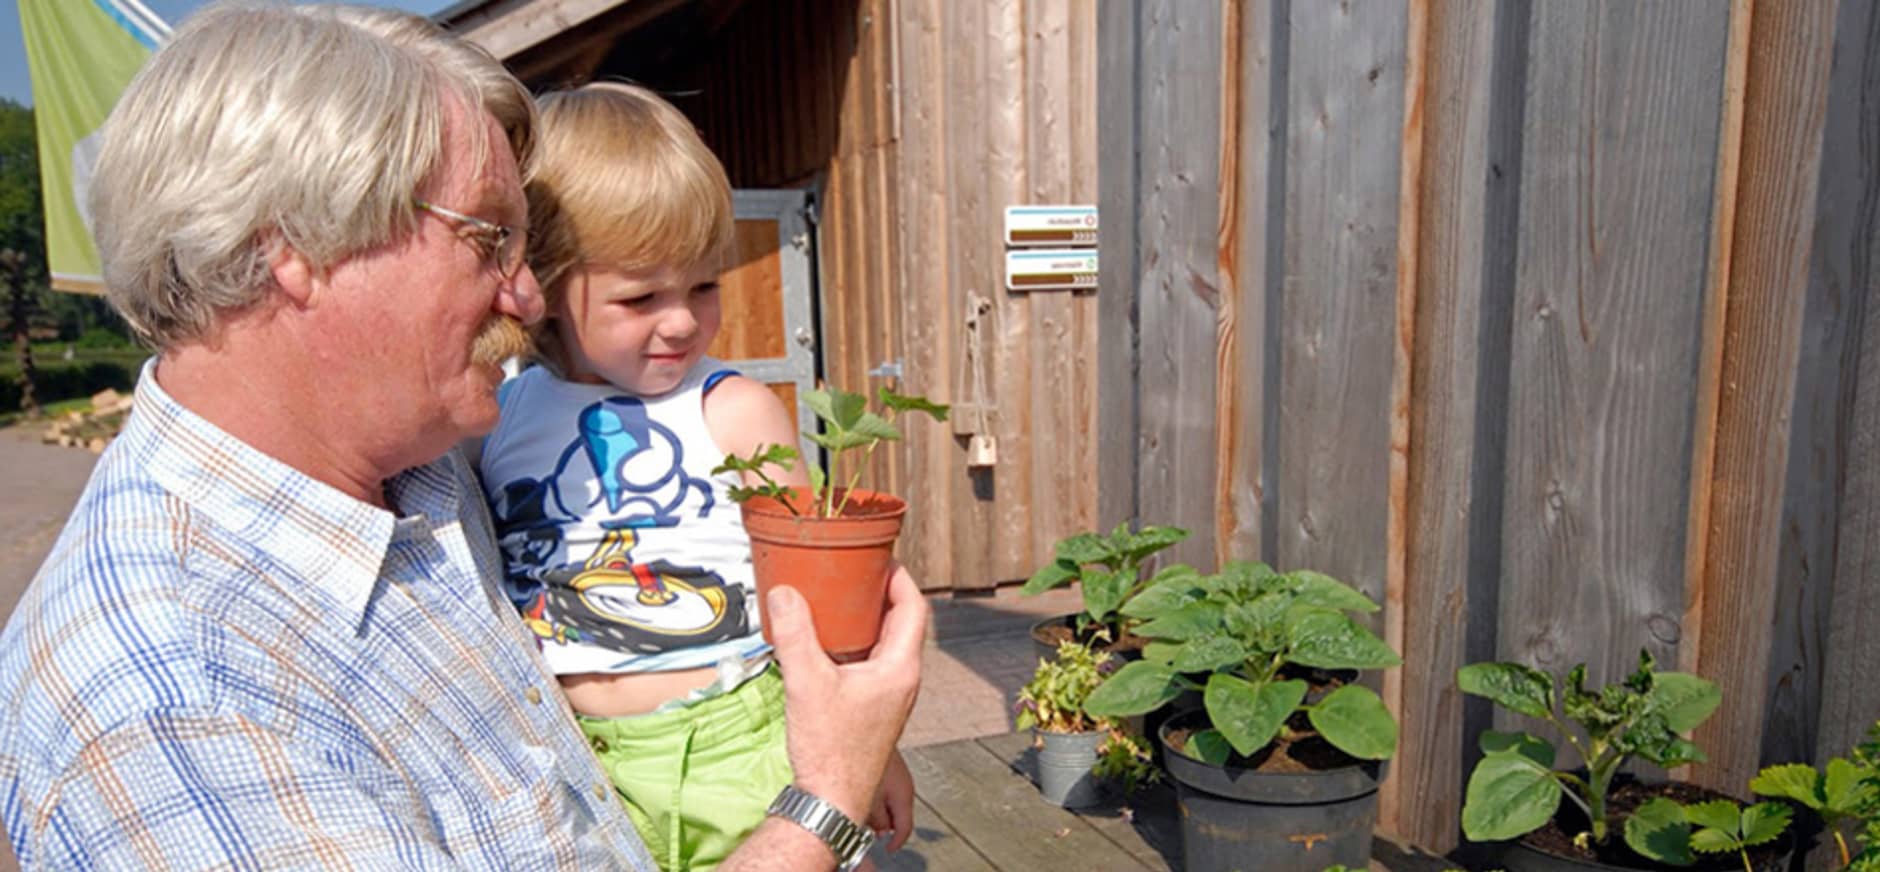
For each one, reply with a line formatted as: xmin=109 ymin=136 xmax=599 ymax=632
xmin=471 ymin=316 xmax=534 ymax=367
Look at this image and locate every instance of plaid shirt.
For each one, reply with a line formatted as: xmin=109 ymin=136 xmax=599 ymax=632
xmin=0 ymin=364 xmax=656 ymax=870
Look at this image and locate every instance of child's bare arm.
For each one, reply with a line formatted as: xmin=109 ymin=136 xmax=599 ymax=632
xmin=703 ymin=375 xmax=810 ymax=487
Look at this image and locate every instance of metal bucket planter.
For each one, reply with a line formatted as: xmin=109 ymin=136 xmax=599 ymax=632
xmin=1158 ymin=711 xmax=1382 ymax=872
xmin=1034 ymin=728 xmax=1107 ymax=808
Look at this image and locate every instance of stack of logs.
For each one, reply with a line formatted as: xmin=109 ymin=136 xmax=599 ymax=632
xmin=40 ymin=388 xmax=133 ymax=453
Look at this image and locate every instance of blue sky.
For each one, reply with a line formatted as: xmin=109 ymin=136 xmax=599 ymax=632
xmin=3 ymin=0 xmax=455 ymax=107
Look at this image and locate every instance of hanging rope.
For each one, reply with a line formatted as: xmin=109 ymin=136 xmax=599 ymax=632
xmin=962 ymin=292 xmax=996 ymax=466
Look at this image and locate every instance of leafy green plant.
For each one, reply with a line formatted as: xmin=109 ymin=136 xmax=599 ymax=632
xmin=1625 ymin=796 xmax=1791 ymax=872
xmin=1849 ymin=722 xmax=1880 ymax=871
xmin=1093 ymin=729 xmax=1158 ymax=794
xmin=713 ymin=386 xmax=947 ymax=518
xmin=1082 ymin=561 xmax=1401 ymax=767
xmin=1018 ymin=522 xmax=1190 ymax=641
xmin=1456 ymin=649 xmax=1721 ymax=848
xmin=1749 ymin=755 xmax=1876 ymax=868
xmin=1014 ymin=640 xmax=1156 ymax=792
xmin=1016 ymin=639 xmax=1115 ymax=734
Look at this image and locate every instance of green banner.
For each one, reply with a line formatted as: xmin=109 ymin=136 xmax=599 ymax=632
xmin=18 ymin=0 xmax=162 ymax=293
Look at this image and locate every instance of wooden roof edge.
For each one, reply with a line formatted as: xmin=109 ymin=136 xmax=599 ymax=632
xmin=435 ymin=0 xmax=632 ymax=61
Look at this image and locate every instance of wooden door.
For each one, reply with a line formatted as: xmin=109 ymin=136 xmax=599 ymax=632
xmin=709 ymin=189 xmax=819 ymax=458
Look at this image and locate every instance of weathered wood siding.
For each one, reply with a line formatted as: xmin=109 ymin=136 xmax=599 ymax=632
xmin=1101 ymin=0 xmax=1880 ymax=854
xmin=585 ymin=0 xmax=1102 ymax=593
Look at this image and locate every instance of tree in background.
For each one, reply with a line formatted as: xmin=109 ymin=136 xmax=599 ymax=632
xmin=1 ymin=99 xmax=47 ymax=413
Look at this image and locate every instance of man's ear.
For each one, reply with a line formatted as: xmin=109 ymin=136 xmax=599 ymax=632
xmin=268 ymin=243 xmax=316 ymax=308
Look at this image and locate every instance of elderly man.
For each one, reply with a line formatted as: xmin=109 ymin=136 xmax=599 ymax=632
xmin=0 ymin=5 xmax=925 ymax=870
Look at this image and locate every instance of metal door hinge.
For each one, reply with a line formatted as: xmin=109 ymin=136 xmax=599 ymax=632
xmin=868 ymin=360 xmax=903 ymax=379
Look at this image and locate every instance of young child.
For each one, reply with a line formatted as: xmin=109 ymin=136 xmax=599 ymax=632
xmin=477 ymin=82 xmax=913 ymax=871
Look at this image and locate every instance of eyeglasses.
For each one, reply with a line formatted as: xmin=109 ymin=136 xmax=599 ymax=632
xmin=413 ymin=198 xmax=529 ymax=280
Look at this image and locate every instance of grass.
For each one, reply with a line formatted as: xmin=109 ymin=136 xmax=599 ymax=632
xmin=0 ymin=396 xmax=96 ymax=430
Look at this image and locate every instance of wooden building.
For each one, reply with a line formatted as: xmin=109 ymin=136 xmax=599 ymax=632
xmin=443 ymin=0 xmax=1102 ymax=598
xmin=1099 ymin=0 xmax=1880 ymax=855
xmin=445 ymin=0 xmax=1880 ymax=857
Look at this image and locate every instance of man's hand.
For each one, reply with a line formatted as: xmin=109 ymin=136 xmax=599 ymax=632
xmin=867 ymin=749 xmax=915 ymax=853
xmin=770 ymin=564 xmax=927 ymax=822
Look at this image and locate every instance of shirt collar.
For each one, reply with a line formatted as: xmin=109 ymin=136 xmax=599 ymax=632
xmin=127 ymin=359 xmax=397 ymax=622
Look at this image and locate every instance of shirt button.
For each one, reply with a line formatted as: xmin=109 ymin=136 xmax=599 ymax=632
xmin=594 ymin=784 xmax=610 ymax=801
xmin=524 ymin=687 xmax=542 ymax=705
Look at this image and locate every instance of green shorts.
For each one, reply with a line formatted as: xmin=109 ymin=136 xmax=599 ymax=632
xmin=577 ymin=667 xmax=792 ymax=872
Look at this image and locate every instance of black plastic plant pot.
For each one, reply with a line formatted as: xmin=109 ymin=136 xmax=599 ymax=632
xmin=1499 ymin=833 xmax=1795 ymax=872
xmin=1501 ymin=840 xmax=1793 ymax=872
xmin=1157 ymin=710 xmax=1383 ymax=872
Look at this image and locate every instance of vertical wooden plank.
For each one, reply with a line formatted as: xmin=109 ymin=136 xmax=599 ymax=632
xmin=946 ymin=0 xmax=999 ymax=591
xmin=1686 ymin=0 xmax=1838 ymax=792
xmin=1274 ymin=0 xmax=1408 ymax=612
xmin=1222 ymin=0 xmax=1275 ymax=565
xmin=893 ymin=0 xmax=960 ymax=591
xmin=1389 ymin=0 xmax=1509 ymax=852
xmin=1498 ymin=3 xmax=1729 ymax=688
xmin=1067 ymin=2 xmax=1100 ymax=538
xmin=1814 ymin=0 xmax=1880 ymax=768
xmin=987 ymin=0 xmax=1034 ymax=583
xmin=1135 ymin=0 xmax=1223 ymax=570
xmin=1213 ymin=0 xmax=1245 ymax=569
xmin=1095 ymin=0 xmax=1141 ymax=534
xmin=1379 ymin=0 xmax=1427 ymax=842
xmin=1025 ymin=0 xmax=1079 ymax=570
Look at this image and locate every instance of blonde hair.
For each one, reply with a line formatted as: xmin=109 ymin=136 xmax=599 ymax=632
xmin=91 ymin=2 xmax=536 ymax=350
xmin=526 ymin=81 xmax=735 ymax=317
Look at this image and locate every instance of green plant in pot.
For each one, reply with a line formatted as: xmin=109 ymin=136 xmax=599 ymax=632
xmin=1745 ymin=748 xmax=1876 ymax=869
xmin=714 ymin=386 xmax=946 ymax=656
xmin=1014 ymin=639 xmax=1156 ymax=808
xmin=1018 ymin=522 xmax=1191 ymax=660
xmin=1453 ymin=649 xmax=1800 ymax=871
xmin=1853 ymin=722 xmax=1880 ymax=871
xmin=1083 ymin=560 xmax=1401 ymax=872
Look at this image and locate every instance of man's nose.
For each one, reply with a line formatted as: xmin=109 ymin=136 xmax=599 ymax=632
xmin=498 ymin=265 xmax=546 ymax=325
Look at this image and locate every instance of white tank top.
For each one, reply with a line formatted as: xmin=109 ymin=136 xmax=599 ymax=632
xmin=478 ymin=360 xmax=769 ymax=675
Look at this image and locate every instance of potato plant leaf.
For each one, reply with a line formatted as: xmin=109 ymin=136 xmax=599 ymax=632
xmin=1082 ymin=660 xmax=1178 ymax=718
xmin=1461 ymin=745 xmax=1562 ymax=842
xmin=1456 ymin=662 xmax=1556 ymax=721
xmin=1020 ymin=559 xmax=1079 ymax=596
xmin=1308 ymin=684 xmax=1397 ymax=760
xmin=1206 ymin=675 xmax=1304 ymax=758
xmin=1646 ymin=671 xmax=1722 ymax=733
xmin=1286 ymin=611 xmax=1401 ymax=670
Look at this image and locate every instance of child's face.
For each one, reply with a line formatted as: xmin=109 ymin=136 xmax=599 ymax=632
xmin=553 ymin=261 xmax=722 ymax=396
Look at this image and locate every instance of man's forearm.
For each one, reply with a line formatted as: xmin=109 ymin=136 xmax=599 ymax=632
xmin=719 ymin=817 xmax=840 ymax=871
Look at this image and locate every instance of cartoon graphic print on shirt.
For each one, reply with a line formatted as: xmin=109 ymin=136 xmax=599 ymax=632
xmin=490 ymin=395 xmax=751 ymax=655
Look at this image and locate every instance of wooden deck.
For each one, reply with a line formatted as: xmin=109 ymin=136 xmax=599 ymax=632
xmin=879 ymin=732 xmax=1182 ymax=871
xmin=876 ymin=733 xmax=1469 ymax=872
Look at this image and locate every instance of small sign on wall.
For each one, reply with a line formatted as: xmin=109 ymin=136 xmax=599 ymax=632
xmin=1004 ymin=205 xmax=1098 ymax=247
xmin=1005 ymin=249 xmax=1098 ymax=292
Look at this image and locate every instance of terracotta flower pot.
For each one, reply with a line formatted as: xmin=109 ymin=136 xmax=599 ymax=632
xmin=739 ymin=486 xmax=906 ymax=657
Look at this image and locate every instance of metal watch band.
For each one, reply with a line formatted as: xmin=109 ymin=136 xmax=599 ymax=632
xmin=766 ymin=784 xmax=875 ymax=871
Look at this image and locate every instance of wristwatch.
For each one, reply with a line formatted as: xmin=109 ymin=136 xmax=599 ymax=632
xmin=766 ymin=784 xmax=875 ymax=871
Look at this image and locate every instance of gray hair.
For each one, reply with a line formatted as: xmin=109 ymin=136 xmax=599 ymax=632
xmin=91 ymin=2 xmax=536 ymax=350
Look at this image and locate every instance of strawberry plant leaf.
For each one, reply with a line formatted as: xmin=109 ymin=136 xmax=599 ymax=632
xmin=1740 ymin=802 xmax=1791 ymax=848
xmin=1625 ymin=797 xmax=1693 ymax=866
xmin=1751 ymin=763 xmax=1823 ymax=810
